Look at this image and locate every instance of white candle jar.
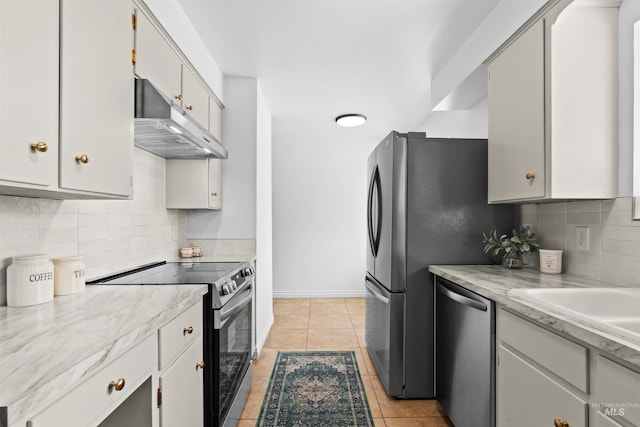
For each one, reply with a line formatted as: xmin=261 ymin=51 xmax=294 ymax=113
xmin=51 ymin=256 xmax=85 ymax=295
xmin=6 ymin=254 xmax=54 ymax=307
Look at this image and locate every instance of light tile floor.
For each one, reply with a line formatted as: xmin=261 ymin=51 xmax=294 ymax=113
xmin=239 ymin=297 xmax=453 ymax=427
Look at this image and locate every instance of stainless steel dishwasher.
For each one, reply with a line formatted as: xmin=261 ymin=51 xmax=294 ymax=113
xmin=435 ymin=276 xmax=495 ymax=427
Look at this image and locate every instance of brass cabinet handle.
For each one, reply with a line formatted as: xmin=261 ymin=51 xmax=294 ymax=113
xmin=196 ymin=361 xmax=205 ymax=370
xmin=183 ymin=326 xmax=194 ymax=335
xmin=108 ymin=378 xmax=126 ymax=391
xmin=75 ymin=154 xmax=89 ymax=164
xmin=174 ymin=94 xmax=182 ymax=101
xmin=185 ymin=105 xmax=193 ymax=111
xmin=526 ymin=172 xmax=535 ymax=180
xmin=30 ymin=141 xmax=48 ymax=152
xmin=553 ymin=419 xmax=569 ymax=427
xmin=211 ymin=192 xmax=218 ymax=197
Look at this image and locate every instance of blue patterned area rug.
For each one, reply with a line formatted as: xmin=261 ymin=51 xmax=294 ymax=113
xmin=257 ymin=351 xmax=375 ymax=426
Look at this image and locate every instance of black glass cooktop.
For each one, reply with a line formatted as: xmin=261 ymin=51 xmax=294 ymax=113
xmin=87 ymin=261 xmax=244 ymax=285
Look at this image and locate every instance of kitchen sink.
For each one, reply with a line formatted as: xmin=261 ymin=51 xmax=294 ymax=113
xmin=507 ymin=287 xmax=640 ymax=345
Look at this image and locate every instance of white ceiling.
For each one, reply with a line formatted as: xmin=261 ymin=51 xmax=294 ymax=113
xmin=176 ymin=0 xmax=545 ymax=141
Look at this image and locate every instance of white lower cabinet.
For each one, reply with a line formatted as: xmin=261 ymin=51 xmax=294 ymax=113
xmin=497 ymin=308 xmax=640 ymax=427
xmin=157 ymin=301 xmax=204 ymax=426
xmin=27 ymin=335 xmax=156 ymax=427
xmin=23 ymin=299 xmax=205 ymax=427
xmin=497 ymin=309 xmax=588 ymax=427
xmin=159 ymin=335 xmax=204 ymax=427
xmin=166 ymin=159 xmax=222 ymax=210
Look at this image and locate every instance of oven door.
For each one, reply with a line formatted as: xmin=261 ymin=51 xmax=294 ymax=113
xmin=212 ymin=283 xmax=253 ymax=427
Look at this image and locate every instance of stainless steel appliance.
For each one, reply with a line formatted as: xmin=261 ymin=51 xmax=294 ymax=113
xmin=88 ymin=260 xmax=254 ymax=427
xmin=365 ymin=131 xmax=513 ymax=398
xmin=435 ymin=276 xmax=495 ymax=427
xmin=134 ymin=78 xmax=228 ymax=159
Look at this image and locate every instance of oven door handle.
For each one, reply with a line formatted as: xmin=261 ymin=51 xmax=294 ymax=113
xmin=219 ymin=285 xmax=253 ymax=328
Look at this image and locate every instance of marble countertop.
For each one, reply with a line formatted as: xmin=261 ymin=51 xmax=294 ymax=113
xmin=429 ymin=265 xmax=640 ymax=369
xmin=0 ymin=284 xmax=208 ymax=426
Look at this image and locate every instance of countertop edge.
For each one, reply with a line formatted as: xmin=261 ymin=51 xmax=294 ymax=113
xmin=0 ymin=284 xmax=208 ymax=426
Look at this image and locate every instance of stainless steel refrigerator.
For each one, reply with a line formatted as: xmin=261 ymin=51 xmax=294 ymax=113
xmin=364 ymin=131 xmax=513 ymax=398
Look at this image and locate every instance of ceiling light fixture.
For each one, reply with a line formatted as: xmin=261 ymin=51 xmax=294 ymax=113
xmin=335 ymin=114 xmax=367 ymax=127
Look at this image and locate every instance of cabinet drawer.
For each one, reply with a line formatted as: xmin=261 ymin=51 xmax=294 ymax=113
xmin=595 ymin=355 xmax=640 ymax=426
xmin=28 ymin=334 xmax=156 ymax=426
xmin=499 ymin=309 xmax=588 ymax=392
xmin=497 ymin=345 xmax=587 ymax=427
xmin=158 ymin=300 xmax=203 ymax=370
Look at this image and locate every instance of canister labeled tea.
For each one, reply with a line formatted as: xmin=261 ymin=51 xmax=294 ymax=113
xmin=7 ymin=254 xmax=54 ymax=307
xmin=51 ymin=256 xmax=85 ymax=295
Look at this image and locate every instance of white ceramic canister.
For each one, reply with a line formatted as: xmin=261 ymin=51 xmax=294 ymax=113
xmin=6 ymin=254 xmax=54 ymax=307
xmin=51 ymin=256 xmax=86 ymax=295
xmin=539 ymin=249 xmax=563 ymax=274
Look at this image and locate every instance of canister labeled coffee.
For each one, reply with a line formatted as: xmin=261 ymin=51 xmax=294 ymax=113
xmin=6 ymin=254 xmax=54 ymax=307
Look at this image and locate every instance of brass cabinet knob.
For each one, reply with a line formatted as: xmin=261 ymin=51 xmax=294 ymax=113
xmin=553 ymin=419 xmax=569 ymax=427
xmin=211 ymin=192 xmax=218 ymax=197
xmin=526 ymin=172 xmax=535 ymax=180
xmin=75 ymin=154 xmax=89 ymax=164
xmin=183 ymin=326 xmax=194 ymax=335
xmin=196 ymin=361 xmax=205 ymax=370
xmin=108 ymin=378 xmax=125 ymax=391
xmin=174 ymin=94 xmax=182 ymax=101
xmin=30 ymin=141 xmax=48 ymax=152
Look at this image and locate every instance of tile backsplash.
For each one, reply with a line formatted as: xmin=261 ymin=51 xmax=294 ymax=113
xmin=0 ymin=148 xmax=187 ymax=306
xmin=518 ymin=197 xmax=640 ymax=286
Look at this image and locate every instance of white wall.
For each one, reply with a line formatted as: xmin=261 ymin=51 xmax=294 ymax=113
xmin=271 ymin=126 xmax=379 ymax=298
xmin=255 ymin=82 xmax=274 ymax=352
xmin=416 ymin=99 xmax=489 ymax=138
xmin=0 ymin=149 xmax=187 ymax=305
xmin=187 ymin=78 xmax=257 ymax=239
xmin=187 ymin=77 xmax=274 ymax=353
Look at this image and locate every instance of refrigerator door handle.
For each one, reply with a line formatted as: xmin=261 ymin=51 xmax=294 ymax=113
xmin=367 ymin=165 xmax=382 ymax=257
xmin=367 ymin=167 xmax=377 ymax=257
xmin=365 ymin=275 xmax=390 ymax=305
xmin=437 ymin=280 xmax=487 ymax=312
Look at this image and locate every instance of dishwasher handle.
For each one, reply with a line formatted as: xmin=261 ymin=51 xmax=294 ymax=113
xmin=437 ymin=279 xmax=487 ymax=312
xmin=364 ymin=275 xmax=390 ymax=305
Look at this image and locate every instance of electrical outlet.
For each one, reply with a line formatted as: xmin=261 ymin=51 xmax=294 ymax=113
xmin=576 ymin=226 xmax=590 ymax=250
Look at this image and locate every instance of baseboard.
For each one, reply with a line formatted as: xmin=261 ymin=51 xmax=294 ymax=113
xmin=273 ymin=290 xmax=368 ymax=299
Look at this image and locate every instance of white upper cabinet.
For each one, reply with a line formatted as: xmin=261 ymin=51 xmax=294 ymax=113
xmin=134 ymin=9 xmax=182 ymax=103
xmin=209 ymin=98 xmax=223 ymax=144
xmin=487 ymin=0 xmax=620 ymax=203
xmin=181 ymin=66 xmax=210 ymax=130
xmin=59 ymin=0 xmax=134 ymax=197
xmin=166 ymin=159 xmax=222 ymax=210
xmin=133 ymin=6 xmax=220 ymax=133
xmin=0 ymin=0 xmax=59 ymax=188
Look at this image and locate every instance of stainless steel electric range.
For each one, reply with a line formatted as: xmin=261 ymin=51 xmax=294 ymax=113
xmin=88 ymin=260 xmax=254 ymax=427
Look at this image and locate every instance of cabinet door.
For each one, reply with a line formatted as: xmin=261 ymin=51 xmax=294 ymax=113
xmin=488 ymin=19 xmax=545 ymax=203
xmin=208 ymin=159 xmax=222 ymax=209
xmin=209 ymin=99 xmax=223 ymax=143
xmin=0 ymin=0 xmax=58 ymax=187
xmin=134 ymin=9 xmax=182 ymax=102
xmin=181 ymin=66 xmax=210 ymax=130
xmin=159 ymin=335 xmax=204 ymax=427
xmin=59 ymin=0 xmax=133 ymax=197
xmin=497 ymin=345 xmax=587 ymax=427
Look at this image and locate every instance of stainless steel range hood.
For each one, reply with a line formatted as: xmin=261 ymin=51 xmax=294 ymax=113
xmin=134 ymin=79 xmax=228 ymax=159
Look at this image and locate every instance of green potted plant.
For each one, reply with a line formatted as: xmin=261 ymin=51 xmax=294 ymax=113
xmin=482 ymin=226 xmax=540 ymax=269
